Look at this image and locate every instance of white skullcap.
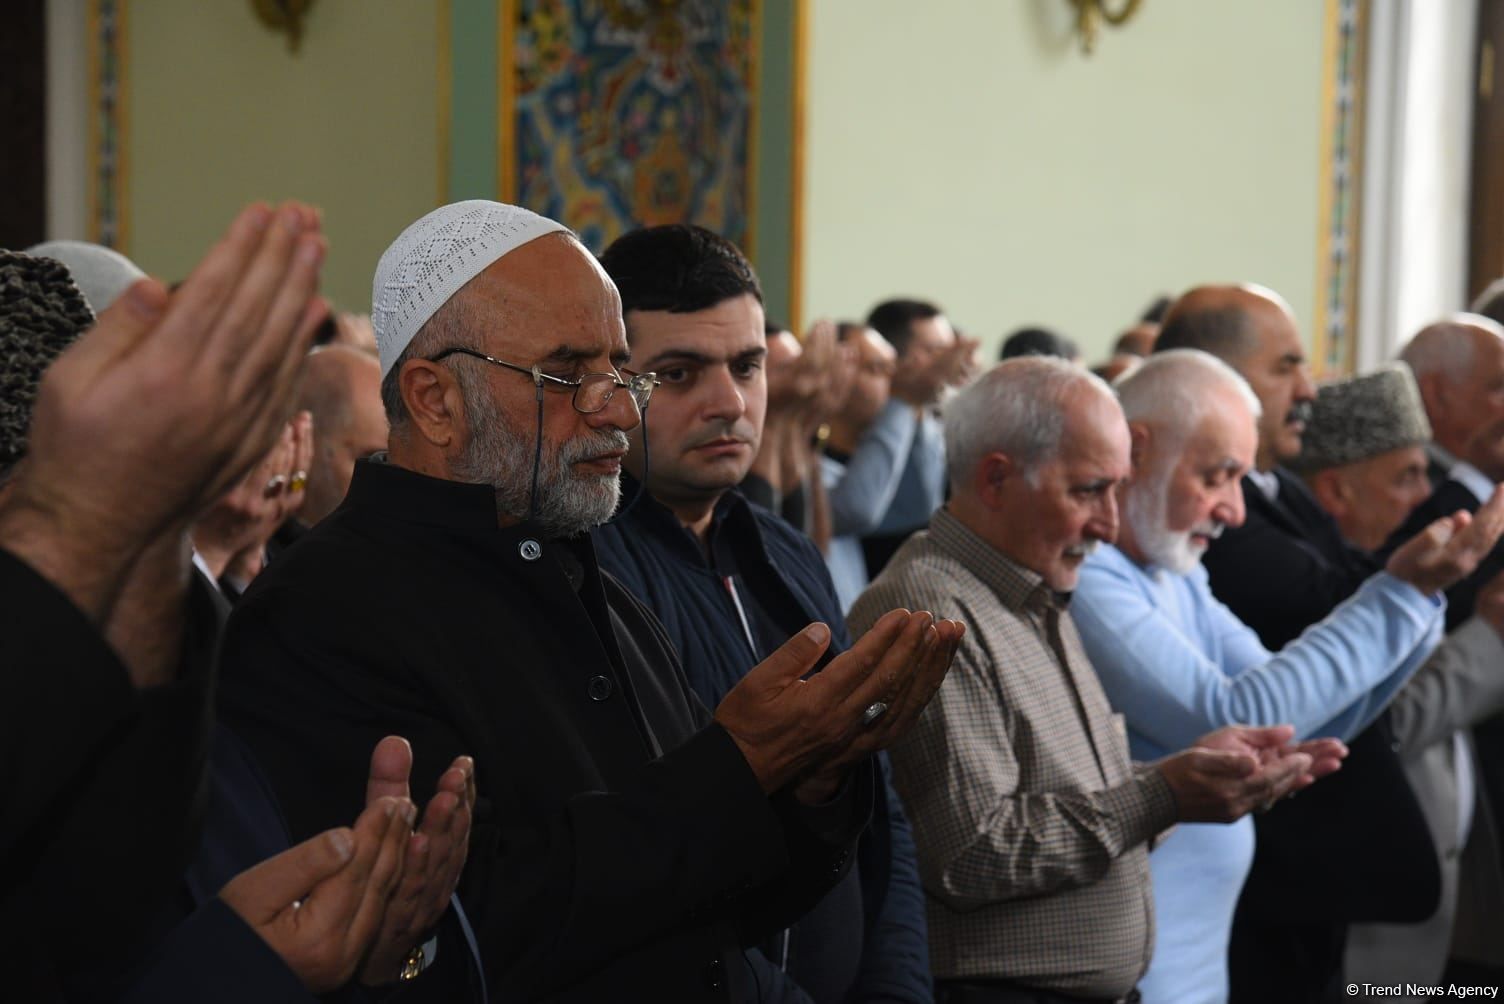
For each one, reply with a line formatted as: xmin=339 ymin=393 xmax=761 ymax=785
xmin=371 ymin=200 xmax=571 ymax=377
xmin=26 ymin=239 xmax=146 ymax=315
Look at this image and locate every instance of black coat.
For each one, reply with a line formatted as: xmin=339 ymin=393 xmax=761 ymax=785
xmin=1 ymin=548 xmax=217 ymax=1000
xmin=1385 ymin=478 xmax=1504 ymax=632
xmin=1201 ymin=471 xmax=1441 ymax=1004
xmin=218 ymin=459 xmax=870 ymax=1003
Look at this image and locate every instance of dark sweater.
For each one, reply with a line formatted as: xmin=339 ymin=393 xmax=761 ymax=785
xmin=596 ymin=480 xmax=933 ymax=1004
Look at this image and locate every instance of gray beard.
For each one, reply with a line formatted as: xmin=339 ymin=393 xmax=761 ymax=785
xmin=1123 ymin=463 xmax=1204 ymax=575
xmin=452 ymin=392 xmax=626 ymax=538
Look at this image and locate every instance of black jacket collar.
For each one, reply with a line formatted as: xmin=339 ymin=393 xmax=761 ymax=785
xmin=614 ymin=473 xmax=772 ymax=570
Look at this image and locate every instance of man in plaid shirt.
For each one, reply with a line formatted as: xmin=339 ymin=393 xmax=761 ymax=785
xmin=849 ymin=358 xmax=1345 ymax=1004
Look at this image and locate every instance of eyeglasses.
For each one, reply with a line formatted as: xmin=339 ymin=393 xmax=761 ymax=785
xmin=429 ymin=347 xmax=658 ymax=414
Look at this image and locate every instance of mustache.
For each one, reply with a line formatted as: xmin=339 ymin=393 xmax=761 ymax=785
xmin=560 ymin=429 xmax=631 ymax=465
xmin=1286 ymin=399 xmax=1313 ymax=426
xmin=1191 ymin=522 xmax=1226 ymax=540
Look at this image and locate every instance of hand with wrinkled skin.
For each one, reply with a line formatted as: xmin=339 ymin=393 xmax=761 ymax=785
xmin=939 ymin=333 xmax=981 ymax=389
xmin=798 ymin=320 xmax=858 ymax=430
xmin=196 ymin=411 xmax=315 ymax=582
xmin=891 ymin=333 xmax=980 ymax=407
xmin=1156 ymin=724 xmax=1346 ymax=823
xmin=714 ymin=609 xmax=964 ymax=801
xmin=0 ymin=202 xmax=327 ymax=629
xmin=358 ymin=737 xmax=476 ymax=985
xmin=220 ymin=795 xmax=414 ymax=993
xmin=1387 ymin=485 xmax=1504 ymax=596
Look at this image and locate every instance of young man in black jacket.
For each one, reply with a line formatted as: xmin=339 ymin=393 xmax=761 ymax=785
xmin=594 ymin=224 xmax=934 ymax=1004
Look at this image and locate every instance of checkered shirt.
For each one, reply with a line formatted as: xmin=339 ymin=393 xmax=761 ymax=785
xmin=847 ymin=509 xmax=1177 ymax=997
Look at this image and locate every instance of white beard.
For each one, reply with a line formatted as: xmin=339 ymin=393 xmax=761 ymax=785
xmin=1123 ymin=464 xmax=1210 ymax=575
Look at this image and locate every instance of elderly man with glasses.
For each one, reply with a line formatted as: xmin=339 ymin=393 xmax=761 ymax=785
xmin=218 ymin=201 xmax=961 ymax=1003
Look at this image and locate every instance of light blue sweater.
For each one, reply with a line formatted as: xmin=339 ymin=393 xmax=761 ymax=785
xmin=1072 ymin=544 xmax=1443 ymax=1004
xmin=820 ymin=400 xmax=916 ymax=612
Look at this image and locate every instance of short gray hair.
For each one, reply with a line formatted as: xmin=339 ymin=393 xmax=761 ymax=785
xmin=943 ymin=357 xmax=1113 ymax=492
xmin=1115 ymin=349 xmax=1262 ymax=446
xmin=379 ymin=292 xmax=479 ymax=434
xmin=1398 ymin=314 xmax=1504 ymax=384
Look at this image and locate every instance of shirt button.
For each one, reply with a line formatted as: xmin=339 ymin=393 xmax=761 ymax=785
xmin=518 ymin=539 xmax=542 ymax=561
xmin=703 ymin=957 xmax=723 ymax=989
xmin=587 ymin=675 xmax=613 ymax=701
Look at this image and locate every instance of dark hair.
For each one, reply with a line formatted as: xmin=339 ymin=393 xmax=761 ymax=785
xmin=835 ymin=320 xmax=866 ymax=342
xmin=1140 ymin=294 xmax=1174 ymax=324
xmin=1000 ymin=326 xmax=1078 ymax=362
xmin=1154 ymin=302 xmax=1256 ymax=363
xmin=599 ymin=224 xmax=762 ymax=317
xmin=865 ymin=299 xmax=941 ymax=357
xmin=311 ymin=307 xmax=339 ymax=346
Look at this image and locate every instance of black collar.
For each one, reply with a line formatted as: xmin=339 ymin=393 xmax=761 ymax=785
xmin=345 ymin=456 xmax=596 ymax=570
xmin=614 ymin=473 xmax=770 ymax=571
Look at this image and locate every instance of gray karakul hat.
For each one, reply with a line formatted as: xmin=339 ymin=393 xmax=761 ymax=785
xmin=1290 ymin=362 xmax=1432 ymax=473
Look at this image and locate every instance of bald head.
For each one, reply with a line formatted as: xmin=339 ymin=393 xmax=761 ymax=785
xmin=1399 ymin=315 xmax=1504 ymax=384
xmin=1156 ymin=284 xmax=1312 ymax=471
xmin=1156 ymin=284 xmax=1294 ymax=364
xmin=1400 ymin=314 xmax=1504 ymax=478
xmin=297 ymin=345 xmax=389 ymax=524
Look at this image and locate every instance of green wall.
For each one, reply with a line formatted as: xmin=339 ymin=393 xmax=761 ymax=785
xmin=123 ymin=0 xmax=1325 ymax=359
xmin=752 ymin=0 xmax=798 ymax=325
xmin=801 ymin=0 xmax=1327 ymax=361
xmin=129 ymin=0 xmax=441 ymax=314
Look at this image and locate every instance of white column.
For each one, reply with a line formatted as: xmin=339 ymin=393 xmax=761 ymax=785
xmin=1356 ymin=0 xmax=1477 ymax=368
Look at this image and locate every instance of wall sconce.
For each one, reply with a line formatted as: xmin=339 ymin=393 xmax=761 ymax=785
xmin=1069 ymin=0 xmax=1143 ymax=55
xmin=251 ymin=0 xmax=316 ymax=53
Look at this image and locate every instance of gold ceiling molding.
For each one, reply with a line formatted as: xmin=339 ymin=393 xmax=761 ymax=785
xmin=1069 ymin=0 xmax=1142 ymax=55
xmin=251 ymin=0 xmax=316 ymax=53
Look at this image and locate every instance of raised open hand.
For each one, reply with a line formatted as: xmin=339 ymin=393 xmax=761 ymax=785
xmin=0 ymin=202 xmax=327 ymax=620
xmin=220 ymin=795 xmax=413 ymax=992
xmin=1386 ymin=485 xmax=1504 ymax=596
xmin=714 ymin=609 xmax=963 ymax=799
xmin=358 ymin=737 xmax=476 ymax=985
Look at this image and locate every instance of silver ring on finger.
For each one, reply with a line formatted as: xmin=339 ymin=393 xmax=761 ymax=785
xmin=861 ymin=701 xmax=889 ymax=727
xmin=264 ymin=474 xmax=288 ymax=498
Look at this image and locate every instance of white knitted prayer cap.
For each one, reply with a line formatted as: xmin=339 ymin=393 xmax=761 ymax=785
xmin=371 ymin=200 xmax=572 ymax=378
xmin=26 ymin=240 xmax=146 ymax=315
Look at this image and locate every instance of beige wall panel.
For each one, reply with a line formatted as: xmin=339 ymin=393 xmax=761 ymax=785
xmin=803 ymin=0 xmax=1325 ymax=362
xmin=128 ymin=0 xmax=439 ymax=314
